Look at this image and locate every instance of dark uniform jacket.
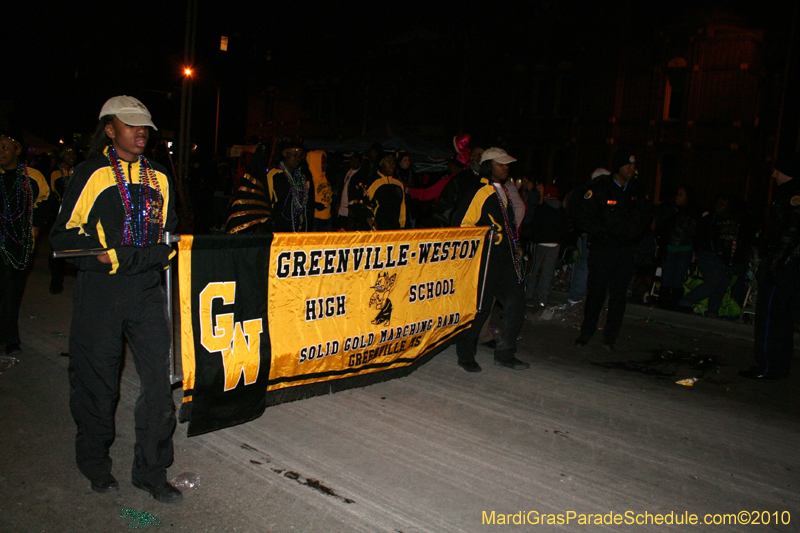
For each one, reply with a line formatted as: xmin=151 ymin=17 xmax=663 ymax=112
xmin=572 ymin=174 xmax=651 ymax=249
xmin=766 ymin=177 xmax=800 ymax=279
xmin=50 ymin=148 xmax=177 ymax=274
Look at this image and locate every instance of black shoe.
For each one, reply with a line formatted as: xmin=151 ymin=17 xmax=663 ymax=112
xmin=132 ymin=479 xmax=183 ymax=503
xmin=494 ymin=357 xmax=530 ymax=370
xmin=601 ymin=339 xmax=615 ymax=352
xmin=574 ymin=333 xmax=591 ymax=346
xmin=5 ymin=343 xmax=20 ymax=355
xmin=458 ymin=360 xmax=482 ymax=373
xmin=90 ymin=474 xmax=119 ymax=493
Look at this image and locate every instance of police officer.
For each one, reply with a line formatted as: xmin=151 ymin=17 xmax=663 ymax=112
xmin=741 ymin=153 xmax=800 ymax=380
xmin=573 ymin=150 xmax=651 ymax=350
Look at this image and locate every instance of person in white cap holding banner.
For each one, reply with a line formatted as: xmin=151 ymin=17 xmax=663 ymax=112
xmin=453 ymin=147 xmax=530 ymax=372
xmin=50 ymin=96 xmax=182 ymax=503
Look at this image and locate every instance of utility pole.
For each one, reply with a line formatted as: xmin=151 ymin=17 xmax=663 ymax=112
xmin=177 ymin=0 xmax=197 ymax=230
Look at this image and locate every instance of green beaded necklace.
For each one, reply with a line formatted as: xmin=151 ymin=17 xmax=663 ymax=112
xmin=0 ymin=163 xmax=35 ymax=269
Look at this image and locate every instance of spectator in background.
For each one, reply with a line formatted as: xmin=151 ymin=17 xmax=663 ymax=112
xmin=421 ymin=147 xmax=484 ymax=228
xmin=678 ymin=193 xmax=753 ymax=317
xmin=335 ymin=152 xmax=362 ymax=230
xmin=405 ymin=158 xmax=463 ymax=228
xmin=307 ymin=150 xmax=332 ymax=231
xmin=524 ymin=184 xmax=569 ymax=307
xmin=567 ymin=168 xmax=610 ymax=305
xmin=48 ymin=145 xmax=77 ymax=294
xmin=395 ymin=152 xmax=415 ymax=187
xmin=655 ymin=184 xmax=698 ymax=309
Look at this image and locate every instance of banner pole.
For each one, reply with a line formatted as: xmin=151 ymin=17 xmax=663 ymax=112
xmin=51 ymin=249 xmax=109 ymax=259
xmin=477 ymin=226 xmax=495 ymax=313
xmin=165 ymin=232 xmax=182 ymax=385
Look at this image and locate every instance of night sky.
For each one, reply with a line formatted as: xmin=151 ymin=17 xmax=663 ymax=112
xmin=3 ymin=0 xmax=796 ymax=151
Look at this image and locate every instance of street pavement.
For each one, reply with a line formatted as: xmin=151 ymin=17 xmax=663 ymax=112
xmin=1 ymin=244 xmax=798 ymax=532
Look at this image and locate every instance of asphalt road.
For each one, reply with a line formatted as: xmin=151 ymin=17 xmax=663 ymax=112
xmin=1 ymin=248 xmax=797 ymax=532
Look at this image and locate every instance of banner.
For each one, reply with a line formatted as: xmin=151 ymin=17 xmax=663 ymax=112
xmin=179 ymin=228 xmax=487 ymax=436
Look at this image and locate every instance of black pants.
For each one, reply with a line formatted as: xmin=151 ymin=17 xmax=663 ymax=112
xmin=753 ymin=262 xmax=799 ymax=377
xmin=69 ymin=270 xmax=175 ymax=485
xmin=49 ymin=256 xmax=66 ymax=292
xmin=581 ymin=246 xmax=636 ymax=343
xmin=457 ymin=251 xmax=526 ymax=363
xmin=0 ymin=260 xmax=31 ymax=346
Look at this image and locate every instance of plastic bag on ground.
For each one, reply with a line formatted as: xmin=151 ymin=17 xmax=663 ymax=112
xmin=170 ymin=471 xmax=201 ymax=490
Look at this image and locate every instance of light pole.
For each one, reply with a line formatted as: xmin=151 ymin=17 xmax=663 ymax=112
xmin=176 ymin=0 xmax=197 ymax=228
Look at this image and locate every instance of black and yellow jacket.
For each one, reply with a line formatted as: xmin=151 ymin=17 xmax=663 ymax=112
xmin=50 ymin=165 xmax=73 ymax=202
xmin=226 ymin=145 xmax=313 ymax=233
xmin=455 ymin=178 xmax=517 ymax=259
xmin=0 ymin=165 xmax=50 ymax=267
xmin=0 ymin=165 xmax=50 ymax=226
xmin=49 ymin=147 xmax=177 ymax=274
xmin=366 ymin=171 xmax=406 ymax=230
xmin=307 ymin=151 xmax=331 ymax=221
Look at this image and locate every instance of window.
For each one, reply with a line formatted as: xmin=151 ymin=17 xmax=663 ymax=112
xmin=664 ymin=58 xmax=688 ymax=121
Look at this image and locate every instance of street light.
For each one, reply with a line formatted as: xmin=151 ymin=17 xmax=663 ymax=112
xmin=179 ymin=65 xmax=194 ymax=182
xmin=181 ymin=65 xmax=221 ymax=155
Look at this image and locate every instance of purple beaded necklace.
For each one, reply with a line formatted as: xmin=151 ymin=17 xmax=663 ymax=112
xmin=107 ymin=147 xmax=164 ymax=245
xmin=493 ymin=184 xmax=524 ymax=283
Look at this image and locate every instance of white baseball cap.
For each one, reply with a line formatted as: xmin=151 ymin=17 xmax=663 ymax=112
xmin=480 ymin=147 xmax=516 ymax=165
xmin=99 ymin=95 xmax=157 ymax=130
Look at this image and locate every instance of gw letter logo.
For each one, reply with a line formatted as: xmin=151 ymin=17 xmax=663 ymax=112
xmin=199 ymin=281 xmax=262 ymax=391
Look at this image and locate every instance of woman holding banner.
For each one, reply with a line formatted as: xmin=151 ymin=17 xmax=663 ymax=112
xmin=50 ymin=96 xmax=182 ymax=503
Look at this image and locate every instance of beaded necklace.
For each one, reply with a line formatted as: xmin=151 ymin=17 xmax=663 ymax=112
xmin=106 ymin=147 xmax=164 ymax=246
xmin=493 ymin=183 xmax=524 ymax=283
xmin=279 ymin=162 xmax=309 ymax=232
xmin=0 ymin=163 xmax=35 ymax=269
